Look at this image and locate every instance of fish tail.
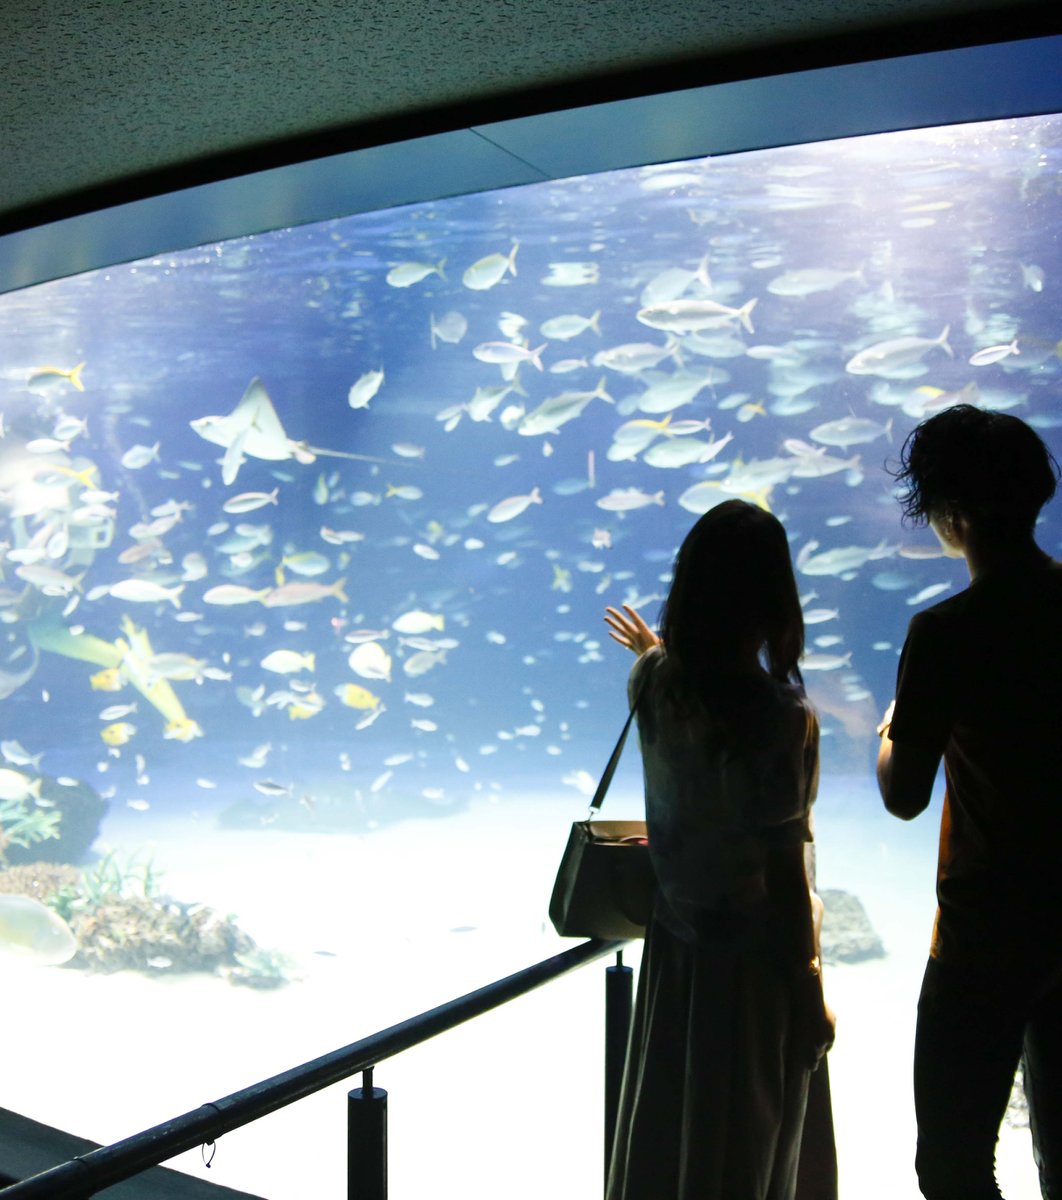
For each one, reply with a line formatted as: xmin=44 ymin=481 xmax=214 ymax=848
xmin=430 ymin=315 xmax=438 ymax=351
xmin=170 ymin=585 xmax=184 ymax=609
xmin=530 ymin=344 xmax=547 ymax=371
xmin=594 ymin=377 xmax=614 ymax=404
xmin=508 ymin=242 xmax=519 ymax=277
xmin=69 ymin=362 xmax=87 ymax=391
xmin=436 ymin=258 xmax=447 ymax=281
xmin=589 ymin=310 xmax=602 ymax=336
xmin=738 ymin=298 xmax=758 ymax=335
xmin=696 ymin=252 xmax=712 ymax=291
xmin=332 ymin=578 xmax=349 ymax=604
xmin=29 ymin=776 xmax=43 ymax=800
xmin=307 ymin=653 xmax=317 ymax=673
xmin=749 ymin=488 xmax=771 ymax=512
xmin=938 ymin=325 xmax=953 ymax=357
xmin=530 ymin=486 xmax=543 ymax=504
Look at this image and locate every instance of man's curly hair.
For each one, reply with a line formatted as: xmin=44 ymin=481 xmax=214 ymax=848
xmin=889 ymin=403 xmax=1059 ymax=534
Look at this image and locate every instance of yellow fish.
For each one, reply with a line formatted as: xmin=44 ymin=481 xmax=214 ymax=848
xmin=551 ymin=564 xmax=573 ymax=592
xmin=336 ymin=683 xmax=380 ymax=710
xmin=100 ymin=721 xmax=136 ymax=746
xmin=90 ymin=667 xmax=123 ymax=692
xmin=29 ymin=362 xmax=86 ymax=393
xmin=288 ymin=702 xmax=323 ymax=720
xmin=163 ymin=717 xmax=203 ymax=742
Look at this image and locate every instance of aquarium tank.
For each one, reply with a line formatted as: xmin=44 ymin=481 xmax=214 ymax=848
xmin=0 ymin=108 xmax=1060 ymax=1199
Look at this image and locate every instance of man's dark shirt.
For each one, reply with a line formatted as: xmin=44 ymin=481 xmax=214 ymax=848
xmin=890 ymin=553 xmax=1062 ymax=972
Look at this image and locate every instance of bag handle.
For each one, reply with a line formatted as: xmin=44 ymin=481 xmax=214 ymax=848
xmin=589 ymin=669 xmax=649 ymax=814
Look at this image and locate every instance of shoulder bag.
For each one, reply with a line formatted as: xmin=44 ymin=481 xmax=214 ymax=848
xmin=548 ymin=679 xmax=655 ymax=939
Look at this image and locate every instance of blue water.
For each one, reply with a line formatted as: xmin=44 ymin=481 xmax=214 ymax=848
xmin=0 ymin=112 xmax=1060 ymax=833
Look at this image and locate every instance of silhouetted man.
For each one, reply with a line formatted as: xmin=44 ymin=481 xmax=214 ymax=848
xmin=877 ymin=404 xmax=1062 ymax=1200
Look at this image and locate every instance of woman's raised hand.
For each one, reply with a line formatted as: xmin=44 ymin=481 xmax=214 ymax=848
xmin=604 ymin=604 xmax=660 ymax=656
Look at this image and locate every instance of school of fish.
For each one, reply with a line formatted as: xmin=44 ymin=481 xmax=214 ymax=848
xmin=0 ymin=112 xmax=1060 ymax=829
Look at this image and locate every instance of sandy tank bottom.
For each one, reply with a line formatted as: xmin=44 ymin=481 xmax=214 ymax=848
xmin=1 ymin=782 xmax=1042 ymax=1199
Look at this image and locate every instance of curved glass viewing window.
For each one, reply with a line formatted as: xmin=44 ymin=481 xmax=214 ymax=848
xmin=0 ymin=58 xmax=1060 ymax=1199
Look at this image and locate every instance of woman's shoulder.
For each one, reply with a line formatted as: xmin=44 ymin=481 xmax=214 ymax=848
xmin=740 ymin=673 xmax=817 ymax=739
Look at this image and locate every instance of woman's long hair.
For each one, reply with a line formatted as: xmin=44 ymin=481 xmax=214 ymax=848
xmin=656 ymin=500 xmax=805 ymax=720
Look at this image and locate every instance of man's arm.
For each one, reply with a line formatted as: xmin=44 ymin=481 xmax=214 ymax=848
xmin=878 ymin=611 xmax=951 ymax=820
xmin=877 ymin=715 xmax=940 ymax=820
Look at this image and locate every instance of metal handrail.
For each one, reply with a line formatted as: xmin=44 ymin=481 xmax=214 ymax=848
xmin=1 ymin=937 xmax=629 ymax=1199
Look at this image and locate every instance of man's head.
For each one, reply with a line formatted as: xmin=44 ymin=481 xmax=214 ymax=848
xmin=891 ymin=403 xmax=1059 ymax=540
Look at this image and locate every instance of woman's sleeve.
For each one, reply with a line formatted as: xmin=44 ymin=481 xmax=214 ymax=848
xmin=627 ymin=645 xmax=660 ymax=709
xmin=756 ymin=698 xmax=816 ymax=839
xmin=803 ymin=703 xmax=821 ymax=818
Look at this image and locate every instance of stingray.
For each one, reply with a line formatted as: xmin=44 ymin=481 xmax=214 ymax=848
xmin=190 ymin=377 xmax=390 ymax=484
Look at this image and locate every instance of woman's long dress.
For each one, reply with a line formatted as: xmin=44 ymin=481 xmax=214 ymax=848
xmin=606 ymin=647 xmax=836 ymax=1200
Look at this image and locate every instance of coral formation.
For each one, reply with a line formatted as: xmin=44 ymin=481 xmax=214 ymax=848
xmin=0 ymin=856 xmax=292 ymax=986
xmin=0 ymin=797 xmax=61 ymax=864
xmin=819 ymin=888 xmax=886 ymax=965
xmin=2 ymin=776 xmax=108 ymax=868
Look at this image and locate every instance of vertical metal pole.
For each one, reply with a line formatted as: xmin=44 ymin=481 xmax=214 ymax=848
xmin=348 ymin=1066 xmax=387 ymax=1200
xmin=604 ymin=948 xmax=633 ymax=1191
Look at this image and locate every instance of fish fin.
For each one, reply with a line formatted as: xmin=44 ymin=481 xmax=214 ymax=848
xmin=69 ymin=362 xmax=87 ymax=391
xmin=589 ymin=310 xmax=602 ymax=336
xmin=333 ymin=578 xmax=349 ymax=604
xmin=938 ymin=325 xmax=953 ymax=357
xmin=307 ymin=446 xmax=395 ymax=466
xmin=738 ymin=299 xmax=758 ymax=335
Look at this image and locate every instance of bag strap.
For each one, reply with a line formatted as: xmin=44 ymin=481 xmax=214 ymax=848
xmin=589 ymin=668 xmax=649 ymax=814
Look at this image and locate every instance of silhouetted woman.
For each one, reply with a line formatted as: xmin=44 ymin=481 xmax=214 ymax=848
xmin=604 ymin=498 xmax=836 ymax=1200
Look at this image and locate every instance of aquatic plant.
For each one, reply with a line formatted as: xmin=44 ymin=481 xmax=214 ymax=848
xmin=0 ymin=797 xmax=61 ymax=865
xmin=84 ymin=849 xmax=160 ymax=902
xmin=45 ymin=850 xmax=161 ymax=924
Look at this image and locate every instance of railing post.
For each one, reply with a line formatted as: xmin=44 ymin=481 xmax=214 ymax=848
xmin=348 ymin=1066 xmax=387 ymax=1200
xmin=604 ymin=948 xmax=633 ymax=1190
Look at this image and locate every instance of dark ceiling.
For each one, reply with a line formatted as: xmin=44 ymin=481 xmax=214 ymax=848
xmin=3 ymin=0 xmax=1060 ymax=239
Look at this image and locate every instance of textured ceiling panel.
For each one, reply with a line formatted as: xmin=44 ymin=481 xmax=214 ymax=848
xmin=4 ymin=0 xmax=1059 ymax=233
